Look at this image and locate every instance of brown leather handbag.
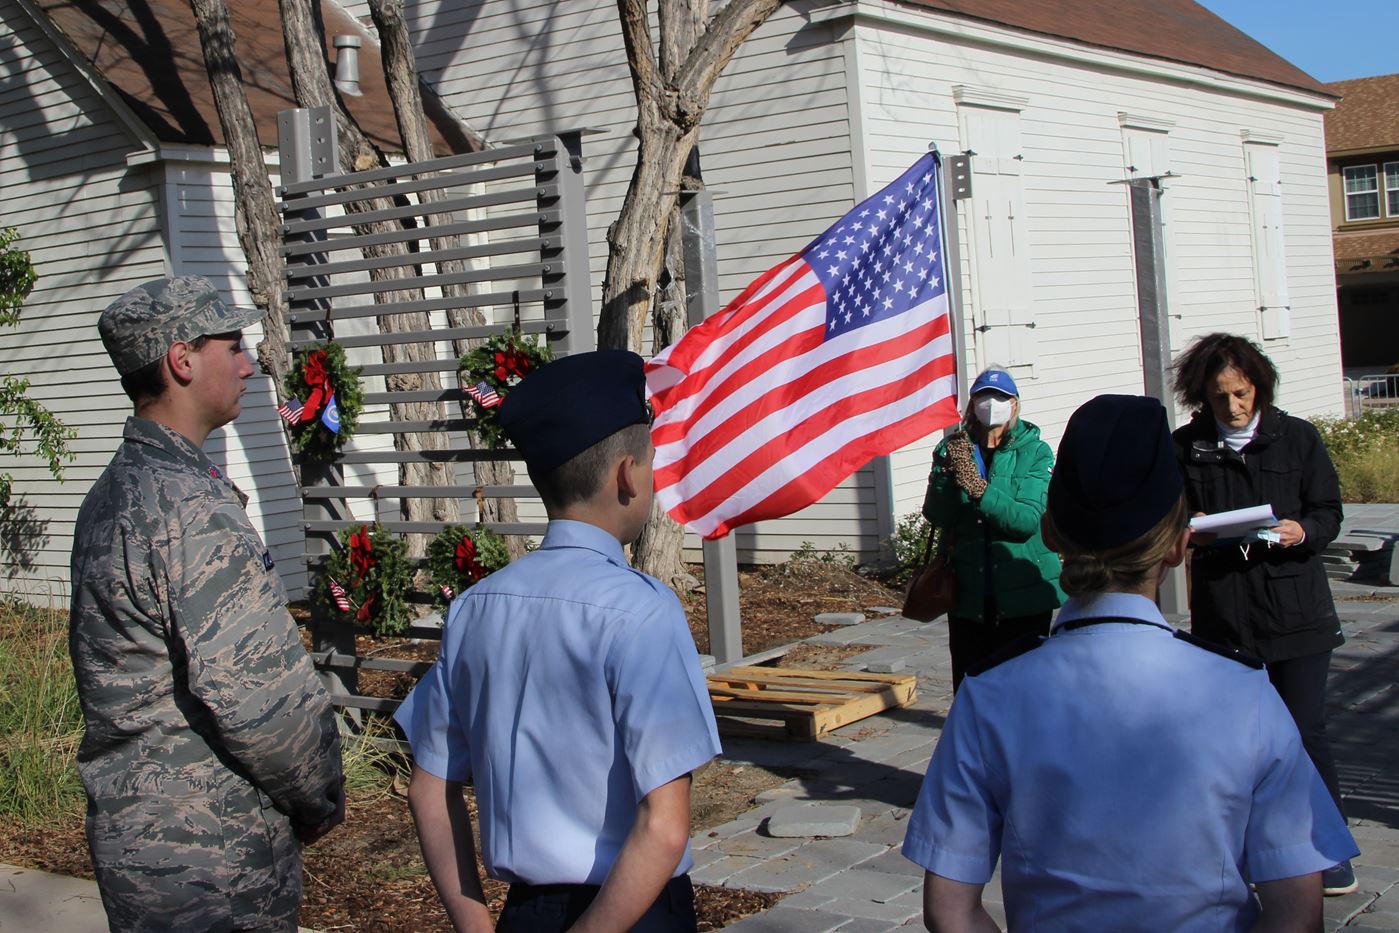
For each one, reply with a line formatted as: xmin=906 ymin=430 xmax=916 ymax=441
xmin=902 ymin=531 xmax=957 ymax=622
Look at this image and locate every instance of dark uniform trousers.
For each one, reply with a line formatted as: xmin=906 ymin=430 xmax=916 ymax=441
xmin=497 ymin=875 xmax=697 ymax=933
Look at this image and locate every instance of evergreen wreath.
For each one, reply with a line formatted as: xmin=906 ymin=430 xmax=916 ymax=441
xmin=425 ymin=524 xmax=511 ymax=604
xmin=457 ymin=332 xmax=553 ymax=447
xmin=317 ymin=523 xmax=414 ymax=637
xmin=283 ymin=342 xmax=364 ymax=461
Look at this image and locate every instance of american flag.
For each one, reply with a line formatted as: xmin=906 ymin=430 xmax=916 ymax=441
xmin=277 ymin=397 xmax=305 ymax=424
xmin=646 ymin=152 xmax=960 ymax=539
xmin=465 ymin=381 xmax=501 ymax=409
xmin=328 ymin=579 xmax=351 ymax=612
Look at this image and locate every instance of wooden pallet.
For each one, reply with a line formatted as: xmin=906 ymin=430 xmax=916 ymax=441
xmin=706 ymin=666 xmax=917 ymax=741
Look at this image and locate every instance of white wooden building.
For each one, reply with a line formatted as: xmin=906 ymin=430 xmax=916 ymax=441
xmin=338 ymin=0 xmax=1345 ymax=561
xmin=0 ymin=0 xmax=478 ymax=600
xmin=0 ymin=0 xmax=1345 ymax=598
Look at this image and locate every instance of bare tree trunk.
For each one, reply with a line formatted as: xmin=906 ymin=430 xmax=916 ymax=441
xmin=366 ymin=0 xmax=523 ymax=557
xmin=279 ymin=0 xmax=458 ymax=549
xmin=186 ymin=0 xmax=291 ymax=398
xmin=603 ymin=0 xmax=779 ymax=584
xmin=598 ymin=0 xmax=779 ymax=352
xmin=632 ymin=203 xmax=690 ymax=586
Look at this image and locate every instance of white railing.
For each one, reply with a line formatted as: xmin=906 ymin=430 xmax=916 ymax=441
xmin=1345 ymin=374 xmax=1399 ymax=417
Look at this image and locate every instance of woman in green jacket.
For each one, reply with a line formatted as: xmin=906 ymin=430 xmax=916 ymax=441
xmin=922 ymin=368 xmax=1065 ymax=691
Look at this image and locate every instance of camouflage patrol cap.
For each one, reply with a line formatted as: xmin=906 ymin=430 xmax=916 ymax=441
xmin=99 ymin=276 xmax=263 ymax=376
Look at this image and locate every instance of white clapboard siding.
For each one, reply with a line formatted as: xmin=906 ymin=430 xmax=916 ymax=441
xmin=0 ymin=0 xmax=170 ymax=598
xmin=849 ymin=14 xmax=1342 ymax=524
xmin=385 ymin=0 xmax=863 ymax=562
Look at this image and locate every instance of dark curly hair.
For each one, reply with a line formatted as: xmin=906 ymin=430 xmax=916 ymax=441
xmin=1171 ymin=332 xmax=1278 ymax=413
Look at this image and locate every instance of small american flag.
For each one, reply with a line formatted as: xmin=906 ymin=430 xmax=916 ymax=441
xmin=328 ymin=579 xmax=351 ymax=612
xmin=277 ymin=397 xmax=305 ymax=424
xmin=465 ymin=381 xmax=502 ymax=409
xmin=440 ymin=585 xmax=454 ymax=600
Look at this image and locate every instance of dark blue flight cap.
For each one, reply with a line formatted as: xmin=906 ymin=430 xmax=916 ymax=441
xmin=1047 ymin=394 xmax=1184 ymax=550
xmin=497 ymin=349 xmax=651 ymax=476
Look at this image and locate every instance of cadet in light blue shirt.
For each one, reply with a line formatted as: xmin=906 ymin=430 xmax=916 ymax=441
xmin=903 ymin=395 xmax=1357 ymax=932
xmin=397 ymin=350 xmax=721 ymax=933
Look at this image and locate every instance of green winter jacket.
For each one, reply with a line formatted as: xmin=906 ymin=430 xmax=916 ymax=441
xmin=921 ymin=420 xmax=1065 ymax=621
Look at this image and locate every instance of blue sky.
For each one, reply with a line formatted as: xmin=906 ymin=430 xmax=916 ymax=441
xmin=1195 ymin=0 xmax=1397 ymax=83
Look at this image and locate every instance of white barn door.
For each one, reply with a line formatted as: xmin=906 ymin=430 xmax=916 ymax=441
xmin=958 ymin=99 xmax=1035 ymax=372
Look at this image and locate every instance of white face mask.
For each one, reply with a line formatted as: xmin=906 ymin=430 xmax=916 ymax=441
xmin=973 ymin=395 xmax=1014 ymax=427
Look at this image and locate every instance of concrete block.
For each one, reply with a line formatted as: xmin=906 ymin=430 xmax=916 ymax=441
xmin=689 ymin=854 xmax=763 ymax=885
xmin=817 ymin=612 xmax=867 ymax=627
xmin=812 ymin=867 xmax=920 ymax=904
xmin=722 ymin=906 xmax=849 ymax=933
xmin=817 ymin=895 xmax=920 ymax=924
xmin=867 ymin=660 xmax=906 ymax=674
xmin=767 ymin=804 xmax=863 ymax=838
xmin=835 ymin=919 xmax=902 ymax=933
xmin=698 ymin=654 xmax=716 ymax=672
xmin=755 ymin=784 xmax=804 ymax=804
xmin=720 ymin=830 xmax=803 ymax=860
xmin=865 ymin=606 xmax=902 ymax=616
xmin=859 ymin=848 xmax=926 ymax=878
xmin=726 ymin=838 xmax=889 ymax=891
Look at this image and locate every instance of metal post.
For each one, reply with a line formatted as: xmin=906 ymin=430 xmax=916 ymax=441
xmin=277 ymin=108 xmax=358 ymax=701
xmin=942 ymin=151 xmax=973 ymax=412
xmin=1127 ymin=178 xmax=1188 ymax=617
xmin=680 ymin=187 xmax=742 ymax=664
xmin=540 ymin=131 xmax=594 ymax=354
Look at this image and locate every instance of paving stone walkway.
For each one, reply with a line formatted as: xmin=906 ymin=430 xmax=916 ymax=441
xmin=696 ymin=504 xmax=1399 ymax=931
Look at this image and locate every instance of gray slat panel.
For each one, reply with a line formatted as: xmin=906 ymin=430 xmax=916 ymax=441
xmin=286 ymin=259 xmax=558 ymax=302
xmin=282 ymin=208 xmax=560 ymax=259
xmin=287 ymin=290 xmax=553 ymax=325
xmin=285 ymin=233 xmax=549 ymax=282
xmin=308 ymin=449 xmax=516 ymax=464
xmin=305 ymin=520 xmax=544 ymax=535
xmin=279 ymin=140 xmax=553 ymax=195
xmin=281 ymin=183 xmax=558 ymax=236
xmin=301 ymin=485 xmax=536 ymax=498
xmin=289 ymin=319 xmax=556 ymax=350
xmin=281 ymin=159 xmax=541 ymax=215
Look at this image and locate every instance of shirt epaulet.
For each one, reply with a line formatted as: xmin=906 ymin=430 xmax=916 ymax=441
xmin=1172 ymin=629 xmax=1265 ymax=669
xmin=964 ymin=633 xmax=1045 ymax=678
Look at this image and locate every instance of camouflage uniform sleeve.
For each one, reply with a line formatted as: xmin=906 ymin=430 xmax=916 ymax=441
xmin=161 ymin=500 xmax=343 ymax=827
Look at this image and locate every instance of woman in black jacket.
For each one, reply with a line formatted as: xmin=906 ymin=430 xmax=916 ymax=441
xmin=1171 ymin=332 xmax=1353 ymax=895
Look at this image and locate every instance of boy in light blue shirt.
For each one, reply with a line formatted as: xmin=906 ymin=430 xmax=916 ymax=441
xmin=903 ymin=395 xmax=1357 ymax=932
xmin=397 ymin=350 xmax=721 ymax=933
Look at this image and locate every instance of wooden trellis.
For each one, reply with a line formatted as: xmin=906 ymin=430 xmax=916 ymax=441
xmin=275 ymin=108 xmax=594 ymax=713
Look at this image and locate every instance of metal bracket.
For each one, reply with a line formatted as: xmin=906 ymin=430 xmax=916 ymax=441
xmin=947 ymin=154 xmax=973 ymax=200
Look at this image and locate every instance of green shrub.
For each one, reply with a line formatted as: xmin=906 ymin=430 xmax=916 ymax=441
xmin=0 ymin=600 xmax=84 ymax=825
xmin=887 ymin=513 xmax=946 ymax=585
xmin=1334 ymin=444 xmax=1399 ymax=504
xmin=1312 ymin=410 xmax=1399 ymax=503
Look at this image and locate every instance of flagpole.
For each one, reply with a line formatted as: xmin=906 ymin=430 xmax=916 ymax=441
xmin=680 ymin=185 xmax=743 ymax=665
xmin=936 ymin=142 xmax=972 ymax=413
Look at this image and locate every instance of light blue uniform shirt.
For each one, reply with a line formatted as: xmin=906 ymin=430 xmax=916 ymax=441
xmin=903 ymin=592 xmax=1357 ymax=931
xmin=396 ymin=520 xmax=722 ymax=886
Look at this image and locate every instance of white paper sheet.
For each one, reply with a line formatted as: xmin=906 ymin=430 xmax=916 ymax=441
xmin=1188 ymin=504 xmax=1278 ymax=539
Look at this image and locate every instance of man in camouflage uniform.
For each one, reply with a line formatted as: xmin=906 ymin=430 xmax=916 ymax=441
xmin=70 ymin=276 xmax=344 ymax=932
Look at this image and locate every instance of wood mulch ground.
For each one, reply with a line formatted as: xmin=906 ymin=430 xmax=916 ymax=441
xmin=1 ymin=560 xmax=901 ymax=931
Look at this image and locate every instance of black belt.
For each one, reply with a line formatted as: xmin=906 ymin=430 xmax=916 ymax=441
xmin=506 ymin=874 xmax=692 ymax=905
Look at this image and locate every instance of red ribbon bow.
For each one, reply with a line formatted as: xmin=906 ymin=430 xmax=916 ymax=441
xmin=349 ymin=525 xmax=376 ymax=582
xmin=454 ymin=536 xmax=486 ymax=581
xmin=301 ymin=350 xmax=332 ymax=423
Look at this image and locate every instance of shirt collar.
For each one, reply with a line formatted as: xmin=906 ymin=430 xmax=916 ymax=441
xmin=1051 ymin=592 xmax=1174 ymax=634
xmin=122 ymin=417 xmax=246 ymax=506
xmin=538 ymin=519 xmax=628 ymax=566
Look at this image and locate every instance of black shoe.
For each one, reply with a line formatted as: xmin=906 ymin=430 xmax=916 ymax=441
xmin=1323 ymin=859 xmax=1358 ymax=896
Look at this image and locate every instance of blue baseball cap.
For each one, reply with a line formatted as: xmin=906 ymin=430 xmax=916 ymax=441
xmin=969 ymin=368 xmax=1018 ymax=398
